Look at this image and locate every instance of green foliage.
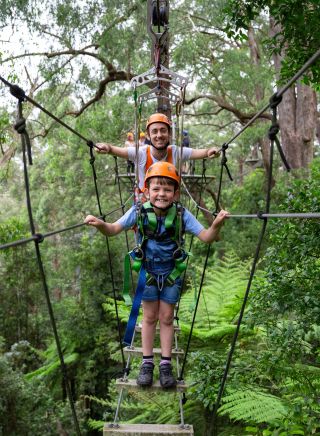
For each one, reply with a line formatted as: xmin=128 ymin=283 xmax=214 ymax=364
xmin=219 ymin=388 xmax=287 ymax=424
xmin=223 ymin=0 xmax=320 ymax=86
xmin=179 ymin=251 xmax=250 ymax=334
xmin=0 ymin=352 xmax=85 ymax=435
xmin=249 ymin=159 xmax=320 ymax=330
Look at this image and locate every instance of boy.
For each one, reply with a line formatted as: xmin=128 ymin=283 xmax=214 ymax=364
xmin=84 ymin=162 xmax=229 ymax=388
xmin=95 ymin=113 xmax=220 ymax=189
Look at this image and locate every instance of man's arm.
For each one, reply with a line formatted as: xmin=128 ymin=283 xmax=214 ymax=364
xmin=197 ymin=210 xmax=229 ymax=243
xmin=190 ymin=147 xmax=220 ymax=160
xmin=84 ymin=215 xmax=123 ymax=236
xmin=96 ymin=143 xmax=129 ymax=159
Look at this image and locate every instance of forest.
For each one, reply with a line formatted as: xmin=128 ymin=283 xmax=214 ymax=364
xmin=0 ymin=0 xmax=320 ymax=435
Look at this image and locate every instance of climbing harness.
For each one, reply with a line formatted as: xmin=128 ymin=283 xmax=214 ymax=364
xmin=122 ymin=200 xmax=189 ymax=345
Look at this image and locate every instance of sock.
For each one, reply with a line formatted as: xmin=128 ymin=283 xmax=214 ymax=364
xmin=142 ymin=355 xmax=154 ymax=366
xmin=160 ymin=356 xmax=171 ymax=366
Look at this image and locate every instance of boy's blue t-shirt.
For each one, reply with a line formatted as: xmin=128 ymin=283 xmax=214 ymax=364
xmin=116 ymin=205 xmax=204 ymax=266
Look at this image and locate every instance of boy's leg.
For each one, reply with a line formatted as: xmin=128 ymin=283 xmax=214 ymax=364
xmin=137 ymin=300 xmax=158 ymax=386
xmin=141 ymin=300 xmax=159 ymax=355
xmin=158 ymin=300 xmax=176 ymax=388
xmin=158 ymin=300 xmax=175 ymax=357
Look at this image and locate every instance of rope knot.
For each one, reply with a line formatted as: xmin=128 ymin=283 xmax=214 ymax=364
xmin=257 ymin=210 xmax=265 ymax=220
xmin=34 ymin=233 xmax=44 ymax=243
xmin=269 ymin=93 xmax=282 ymax=109
xmin=221 ymin=155 xmax=228 ymax=166
xmin=268 ymin=123 xmax=279 ymax=140
xmin=14 ymin=117 xmax=26 ymax=134
xmin=10 ymin=84 xmax=26 ymax=101
xmin=222 ymin=143 xmax=228 ymax=152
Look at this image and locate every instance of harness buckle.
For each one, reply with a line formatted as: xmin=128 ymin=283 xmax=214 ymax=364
xmin=131 ymin=246 xmax=144 ymax=272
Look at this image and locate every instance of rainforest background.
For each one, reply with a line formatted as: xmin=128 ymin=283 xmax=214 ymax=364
xmin=0 ymin=0 xmax=320 ymax=435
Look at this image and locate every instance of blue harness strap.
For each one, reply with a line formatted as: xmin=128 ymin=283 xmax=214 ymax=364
xmin=123 ymin=265 xmax=146 ymax=346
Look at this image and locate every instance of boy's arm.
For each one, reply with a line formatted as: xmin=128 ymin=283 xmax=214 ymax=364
xmin=84 ymin=215 xmax=123 ymax=236
xmin=190 ymin=147 xmax=220 ymax=160
xmin=197 ymin=209 xmax=229 ymax=243
xmin=96 ymin=143 xmax=129 ymax=159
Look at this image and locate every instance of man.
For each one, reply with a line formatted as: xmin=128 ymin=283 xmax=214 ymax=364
xmin=96 ymin=113 xmax=220 ymax=189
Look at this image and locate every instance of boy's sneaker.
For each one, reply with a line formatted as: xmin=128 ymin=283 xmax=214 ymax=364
xmin=136 ymin=362 xmax=154 ymax=387
xmin=159 ymin=364 xmax=176 ymax=388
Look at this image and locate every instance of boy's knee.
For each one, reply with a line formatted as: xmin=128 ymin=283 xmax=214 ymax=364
xmin=159 ymin=313 xmax=174 ymax=326
xmin=144 ymin=313 xmax=158 ymax=325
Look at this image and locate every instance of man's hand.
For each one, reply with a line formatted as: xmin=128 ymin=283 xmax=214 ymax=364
xmin=207 ymin=147 xmax=221 ymax=158
xmin=95 ymin=143 xmax=112 ymax=154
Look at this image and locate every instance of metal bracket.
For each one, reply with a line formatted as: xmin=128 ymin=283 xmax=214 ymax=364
xmin=130 ymin=64 xmax=189 ymax=89
xmin=138 ymin=84 xmax=182 ymax=104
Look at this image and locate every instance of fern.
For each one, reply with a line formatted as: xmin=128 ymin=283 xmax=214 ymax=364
xmin=179 ymin=251 xmax=249 ymax=336
xmin=218 ymin=388 xmax=288 ymax=424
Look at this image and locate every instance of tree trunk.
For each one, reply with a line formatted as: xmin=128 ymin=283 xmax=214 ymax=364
xmin=247 ymin=25 xmax=271 ymax=175
xmin=270 ymin=18 xmax=317 ymax=169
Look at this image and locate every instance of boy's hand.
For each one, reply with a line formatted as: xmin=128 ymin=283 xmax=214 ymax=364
xmin=207 ymin=147 xmax=220 ymax=158
xmin=213 ymin=209 xmax=229 ymax=228
xmin=95 ymin=143 xmax=111 ymax=154
xmin=84 ymin=215 xmax=104 ymax=227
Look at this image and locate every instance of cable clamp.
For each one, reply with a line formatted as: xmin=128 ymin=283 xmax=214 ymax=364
xmin=257 ymin=211 xmax=266 ymax=220
xmin=34 ymin=233 xmax=44 ymax=243
xmin=269 ymin=93 xmax=282 ymax=109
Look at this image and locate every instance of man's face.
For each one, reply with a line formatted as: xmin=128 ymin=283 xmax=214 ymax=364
xmin=148 ymin=122 xmax=170 ymax=150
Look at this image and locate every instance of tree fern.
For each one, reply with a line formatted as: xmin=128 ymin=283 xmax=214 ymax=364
xmin=179 ymin=251 xmax=250 ymax=337
xmin=218 ymin=388 xmax=288 ymax=424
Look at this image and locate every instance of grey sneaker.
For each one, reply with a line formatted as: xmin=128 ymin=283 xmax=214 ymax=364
xmin=136 ymin=362 xmax=154 ymax=387
xmin=159 ymin=364 xmax=176 ymax=388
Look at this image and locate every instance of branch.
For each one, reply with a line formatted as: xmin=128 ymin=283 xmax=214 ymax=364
xmin=66 ymin=70 xmax=134 ymax=117
xmin=185 ymin=94 xmax=272 ymax=124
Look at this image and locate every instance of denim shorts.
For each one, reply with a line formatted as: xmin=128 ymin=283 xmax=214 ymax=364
xmin=142 ymin=277 xmax=182 ymax=304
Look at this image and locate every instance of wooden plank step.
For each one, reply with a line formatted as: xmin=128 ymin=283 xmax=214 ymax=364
xmin=124 ymin=346 xmax=184 ymax=357
xmin=103 ymin=423 xmax=194 ymax=435
xmin=135 ymin=324 xmax=180 ymax=333
xmin=115 ymin=378 xmax=188 ymax=392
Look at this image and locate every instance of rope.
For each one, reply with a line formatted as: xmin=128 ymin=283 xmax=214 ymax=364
xmin=87 ymin=144 xmax=126 ymax=370
xmin=212 ymin=47 xmax=320 ymax=151
xmin=177 ymin=160 xmax=208 ymax=382
xmin=0 ymin=76 xmax=100 ymax=151
xmin=113 ymin=156 xmax=135 ymax=301
xmin=0 ymin=199 xmax=133 ymax=251
xmin=15 ymin=100 xmax=82 ymax=436
xmin=209 ymin=102 xmax=279 ymax=436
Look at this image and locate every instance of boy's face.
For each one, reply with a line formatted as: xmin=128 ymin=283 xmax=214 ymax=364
xmin=148 ymin=122 xmax=170 ymax=150
xmin=145 ymin=178 xmax=178 ymax=211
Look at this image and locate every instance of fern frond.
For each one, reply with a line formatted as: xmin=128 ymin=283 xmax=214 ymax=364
xmin=219 ymin=388 xmax=287 ymax=424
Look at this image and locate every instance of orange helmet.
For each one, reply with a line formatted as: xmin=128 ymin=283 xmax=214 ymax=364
xmin=144 ymin=161 xmax=180 ymax=188
xmin=127 ymin=132 xmax=134 ymax=140
xmin=146 ymin=113 xmax=171 ymax=131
